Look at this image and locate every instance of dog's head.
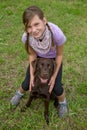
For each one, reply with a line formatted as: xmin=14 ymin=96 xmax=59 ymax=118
xmin=32 ymin=58 xmax=56 ymax=83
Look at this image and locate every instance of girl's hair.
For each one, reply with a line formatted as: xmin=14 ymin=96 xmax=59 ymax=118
xmin=22 ymin=6 xmax=54 ymax=54
xmin=23 ymin=6 xmax=44 ymax=30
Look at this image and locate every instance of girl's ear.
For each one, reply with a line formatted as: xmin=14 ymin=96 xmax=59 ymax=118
xmin=43 ymin=17 xmax=47 ymax=25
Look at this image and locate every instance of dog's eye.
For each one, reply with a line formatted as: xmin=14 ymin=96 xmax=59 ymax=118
xmin=47 ymin=64 xmax=50 ymax=68
xmin=41 ymin=63 xmax=44 ymax=66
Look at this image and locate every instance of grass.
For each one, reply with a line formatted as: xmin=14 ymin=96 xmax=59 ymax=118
xmin=0 ymin=0 xmax=87 ymax=129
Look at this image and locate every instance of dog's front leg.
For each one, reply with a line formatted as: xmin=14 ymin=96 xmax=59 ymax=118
xmin=21 ymin=93 xmax=33 ymax=112
xmin=44 ymin=95 xmax=50 ymax=125
xmin=26 ymin=93 xmax=34 ymax=107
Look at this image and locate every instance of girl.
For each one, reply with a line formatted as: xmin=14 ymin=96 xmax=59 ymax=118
xmin=11 ymin=6 xmax=67 ymax=117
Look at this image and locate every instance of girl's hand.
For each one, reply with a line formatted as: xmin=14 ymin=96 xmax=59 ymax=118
xmin=29 ymin=75 xmax=34 ymax=92
xmin=48 ymin=75 xmax=56 ymax=93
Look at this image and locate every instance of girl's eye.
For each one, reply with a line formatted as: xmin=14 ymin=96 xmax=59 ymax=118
xmin=28 ymin=26 xmax=31 ymax=28
xmin=35 ymin=23 xmax=39 ymax=26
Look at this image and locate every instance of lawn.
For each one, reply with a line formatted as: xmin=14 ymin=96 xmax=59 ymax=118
xmin=0 ymin=0 xmax=87 ymax=130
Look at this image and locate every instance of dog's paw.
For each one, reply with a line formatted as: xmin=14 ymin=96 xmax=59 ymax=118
xmin=54 ymin=100 xmax=59 ymax=108
xmin=21 ymin=106 xmax=27 ymax=112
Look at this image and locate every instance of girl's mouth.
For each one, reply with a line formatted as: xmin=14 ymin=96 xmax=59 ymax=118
xmin=33 ymin=32 xmax=40 ymax=37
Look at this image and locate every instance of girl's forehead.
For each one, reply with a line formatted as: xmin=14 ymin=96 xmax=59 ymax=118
xmin=28 ymin=15 xmax=41 ymax=25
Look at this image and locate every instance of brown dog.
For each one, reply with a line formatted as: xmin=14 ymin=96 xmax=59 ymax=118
xmin=21 ymin=58 xmax=58 ymax=124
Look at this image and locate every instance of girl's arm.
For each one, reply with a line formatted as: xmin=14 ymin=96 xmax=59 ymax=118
xmin=53 ymin=45 xmax=63 ymax=78
xmin=49 ymin=45 xmax=63 ymax=93
xmin=28 ymin=46 xmax=37 ymax=91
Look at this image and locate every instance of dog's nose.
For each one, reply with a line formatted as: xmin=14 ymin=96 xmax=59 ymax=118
xmin=42 ymin=73 xmax=49 ymax=78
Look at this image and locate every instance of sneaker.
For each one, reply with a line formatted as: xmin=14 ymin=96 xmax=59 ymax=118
xmin=58 ymin=102 xmax=68 ymax=117
xmin=10 ymin=91 xmax=23 ymax=106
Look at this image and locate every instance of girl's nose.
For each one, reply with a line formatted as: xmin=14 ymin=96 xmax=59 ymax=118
xmin=31 ymin=27 xmax=36 ymax=33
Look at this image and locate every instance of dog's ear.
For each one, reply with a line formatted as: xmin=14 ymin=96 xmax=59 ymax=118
xmin=31 ymin=58 xmax=40 ymax=71
xmin=31 ymin=59 xmax=37 ymax=70
xmin=52 ymin=59 xmax=56 ymax=71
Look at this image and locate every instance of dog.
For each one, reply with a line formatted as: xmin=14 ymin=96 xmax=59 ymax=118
xmin=21 ymin=58 xmax=58 ymax=124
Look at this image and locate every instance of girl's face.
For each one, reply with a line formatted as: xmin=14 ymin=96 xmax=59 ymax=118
xmin=27 ymin=15 xmax=47 ymax=38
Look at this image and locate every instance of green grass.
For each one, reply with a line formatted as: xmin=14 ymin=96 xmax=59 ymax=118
xmin=0 ymin=0 xmax=87 ymax=129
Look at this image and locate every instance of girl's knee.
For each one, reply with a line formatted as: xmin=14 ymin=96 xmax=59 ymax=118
xmin=53 ymin=85 xmax=64 ymax=96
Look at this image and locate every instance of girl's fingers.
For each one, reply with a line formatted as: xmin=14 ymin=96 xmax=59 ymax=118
xmin=48 ymin=78 xmax=52 ymax=85
xmin=29 ymin=80 xmax=34 ymax=92
xmin=29 ymin=84 xmax=32 ymax=92
xmin=49 ymin=84 xmax=54 ymax=93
